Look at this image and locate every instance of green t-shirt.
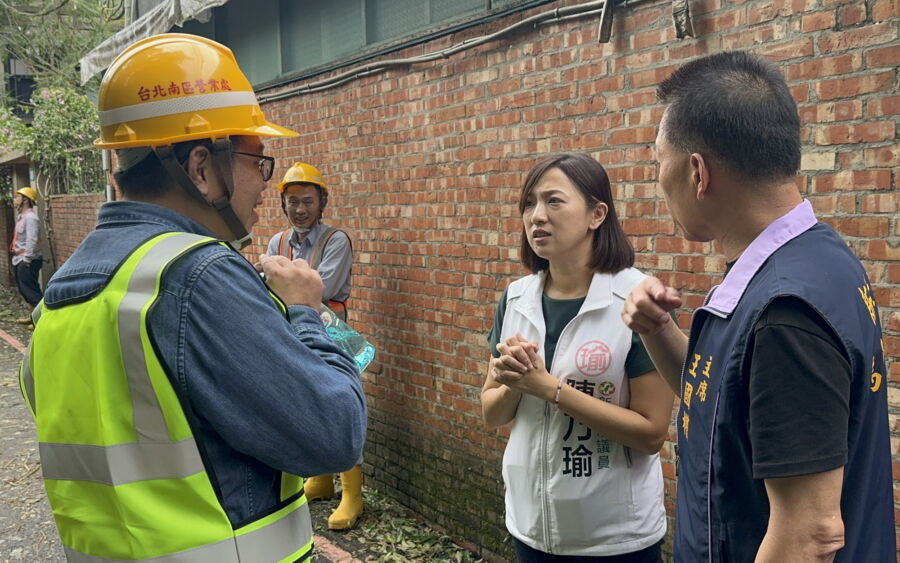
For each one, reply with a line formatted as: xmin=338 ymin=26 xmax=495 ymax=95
xmin=487 ymin=287 xmax=656 ymax=377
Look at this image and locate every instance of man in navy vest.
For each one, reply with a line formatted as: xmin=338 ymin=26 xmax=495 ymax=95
xmin=622 ymin=51 xmax=894 ymax=562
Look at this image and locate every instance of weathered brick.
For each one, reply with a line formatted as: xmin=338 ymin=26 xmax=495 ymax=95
xmin=815 ymin=122 xmax=895 ymax=144
xmin=864 ymin=145 xmax=900 ymax=167
xmin=825 ymin=216 xmax=890 ymax=237
xmin=812 ymin=169 xmax=893 ymax=192
xmin=816 ymin=72 xmax=894 ymax=100
xmin=871 ymin=0 xmax=898 ymax=21
xmin=817 ymin=22 xmax=894 ymax=52
xmin=800 ymin=152 xmax=836 ymax=170
xmin=799 ymin=101 xmax=863 ymax=124
xmin=861 ymin=193 xmax=899 ymax=214
xmin=801 ymin=10 xmax=836 ymax=31
xmin=838 ymin=1 xmax=868 ymax=25
xmin=867 ymin=95 xmax=900 ymax=118
xmin=866 ymin=44 xmax=900 ymax=69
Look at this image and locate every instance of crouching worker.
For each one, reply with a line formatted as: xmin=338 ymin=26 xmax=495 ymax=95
xmin=266 ymin=162 xmax=362 ymax=530
xmin=19 ymin=34 xmax=366 ymax=562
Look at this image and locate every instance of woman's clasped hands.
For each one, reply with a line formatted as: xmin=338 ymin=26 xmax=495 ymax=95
xmin=491 ymin=333 xmax=558 ymax=401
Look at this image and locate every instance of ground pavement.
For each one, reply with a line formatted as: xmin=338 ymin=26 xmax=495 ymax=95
xmin=0 ymin=285 xmax=484 ymax=563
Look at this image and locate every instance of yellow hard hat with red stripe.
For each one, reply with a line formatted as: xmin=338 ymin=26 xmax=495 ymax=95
xmin=95 ymin=33 xmax=297 ymax=149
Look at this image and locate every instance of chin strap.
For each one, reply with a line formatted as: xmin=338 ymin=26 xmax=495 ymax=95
xmin=155 ymin=139 xmax=252 ymax=249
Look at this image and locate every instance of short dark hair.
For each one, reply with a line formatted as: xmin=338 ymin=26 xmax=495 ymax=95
xmin=113 ymin=139 xmax=213 ymax=198
xmin=657 ymin=51 xmax=800 ymax=181
xmin=518 ymin=153 xmax=634 ymax=274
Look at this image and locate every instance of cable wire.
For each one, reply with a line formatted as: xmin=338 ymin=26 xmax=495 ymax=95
xmin=257 ymin=0 xmax=608 ymax=103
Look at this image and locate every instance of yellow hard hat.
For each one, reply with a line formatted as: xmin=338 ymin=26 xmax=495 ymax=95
xmin=16 ymin=187 xmax=37 ymax=202
xmin=277 ymin=162 xmax=327 ymax=192
xmin=95 ymin=33 xmax=298 ymax=149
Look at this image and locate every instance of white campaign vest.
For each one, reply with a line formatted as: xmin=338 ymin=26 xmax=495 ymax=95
xmin=500 ymin=269 xmax=666 ymax=556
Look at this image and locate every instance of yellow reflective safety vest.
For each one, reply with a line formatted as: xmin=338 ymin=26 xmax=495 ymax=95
xmin=20 ymin=232 xmax=313 ymax=562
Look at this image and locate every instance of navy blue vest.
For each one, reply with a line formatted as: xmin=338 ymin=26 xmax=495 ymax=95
xmin=674 ymin=223 xmax=893 ymax=562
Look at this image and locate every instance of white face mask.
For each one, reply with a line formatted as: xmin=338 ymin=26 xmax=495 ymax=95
xmin=292 ymin=226 xmax=311 ymax=239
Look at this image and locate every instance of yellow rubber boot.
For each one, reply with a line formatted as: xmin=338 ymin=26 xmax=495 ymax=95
xmin=328 ymin=465 xmax=363 ymax=530
xmin=303 ymin=474 xmax=334 ymax=501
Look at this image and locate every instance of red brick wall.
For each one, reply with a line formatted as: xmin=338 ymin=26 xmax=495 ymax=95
xmin=0 ymin=202 xmax=15 ymax=286
xmin=45 ymin=193 xmax=106 ymax=267
xmin=250 ymin=0 xmax=898 ymax=559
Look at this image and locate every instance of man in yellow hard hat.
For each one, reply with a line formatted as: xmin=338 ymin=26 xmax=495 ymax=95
xmin=268 ymin=162 xmax=352 ymax=319
xmin=10 ymin=186 xmax=42 ymax=328
xmin=20 ymin=34 xmax=366 ymax=562
xmin=267 ymin=163 xmax=360 ymax=530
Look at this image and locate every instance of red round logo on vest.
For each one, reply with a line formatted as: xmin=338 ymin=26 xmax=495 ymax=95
xmin=575 ymin=340 xmax=612 ymax=377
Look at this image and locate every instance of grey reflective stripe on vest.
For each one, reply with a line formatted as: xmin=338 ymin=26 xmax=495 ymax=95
xmin=38 ymin=233 xmax=315 ymax=561
xmin=63 ymin=502 xmax=313 ymax=563
xmin=119 ymin=233 xmax=209 ymax=442
xmin=40 ymin=233 xmax=211 ymax=482
xmin=234 ymin=500 xmax=312 ymax=561
xmin=39 ymin=438 xmax=205 ymax=486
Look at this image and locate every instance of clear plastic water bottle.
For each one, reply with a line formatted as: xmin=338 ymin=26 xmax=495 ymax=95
xmin=319 ymin=305 xmax=375 ymax=374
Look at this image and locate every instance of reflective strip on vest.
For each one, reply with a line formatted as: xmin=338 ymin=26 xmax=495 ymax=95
xmin=62 ymin=501 xmax=313 ymax=563
xmin=39 ymin=438 xmax=204 ymax=485
xmin=118 ymin=233 xmax=204 ymax=442
xmin=31 ymin=232 xmax=314 ymax=561
xmin=35 ymin=234 xmax=209 ymax=482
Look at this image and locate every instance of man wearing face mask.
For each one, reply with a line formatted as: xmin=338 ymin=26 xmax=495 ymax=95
xmin=266 ymin=162 xmax=352 ymax=322
xmin=266 ymin=162 xmax=360 ymax=530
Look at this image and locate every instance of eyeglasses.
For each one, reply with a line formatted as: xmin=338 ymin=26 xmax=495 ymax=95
xmin=232 ymin=151 xmax=275 ymax=182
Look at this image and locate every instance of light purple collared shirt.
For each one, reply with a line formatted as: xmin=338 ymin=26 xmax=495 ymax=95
xmin=12 ymin=208 xmax=41 ymax=266
xmin=702 ymin=200 xmax=817 ymax=318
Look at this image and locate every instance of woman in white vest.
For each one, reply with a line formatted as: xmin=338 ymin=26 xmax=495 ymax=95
xmin=481 ymin=154 xmax=674 ymax=562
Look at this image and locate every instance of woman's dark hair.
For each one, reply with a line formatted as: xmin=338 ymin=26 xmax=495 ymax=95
xmin=518 ymin=153 xmax=634 ymax=274
xmin=656 ymin=51 xmax=800 ymax=181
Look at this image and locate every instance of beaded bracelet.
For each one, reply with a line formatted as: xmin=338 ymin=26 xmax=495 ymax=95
xmin=553 ymin=379 xmax=563 ymax=408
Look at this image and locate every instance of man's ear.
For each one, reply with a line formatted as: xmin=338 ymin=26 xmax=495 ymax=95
xmin=185 ymin=145 xmax=212 ymax=198
xmin=690 ymin=153 xmax=711 ymax=201
xmin=318 ymin=186 xmax=328 ymax=212
xmin=590 ymin=202 xmax=608 ymax=230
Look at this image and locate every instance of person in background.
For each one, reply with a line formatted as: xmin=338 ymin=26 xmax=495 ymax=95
xmin=11 ymin=186 xmax=42 ymax=328
xmin=482 ymin=153 xmax=673 ymax=562
xmin=266 ymin=162 xmax=361 ymax=530
xmin=267 ymin=162 xmax=351 ymax=319
xmin=20 ymin=34 xmax=366 ymax=562
xmin=621 ymin=51 xmax=894 ymax=562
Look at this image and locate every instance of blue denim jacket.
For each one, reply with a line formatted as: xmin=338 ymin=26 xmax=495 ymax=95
xmin=44 ymin=201 xmax=367 ymax=525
